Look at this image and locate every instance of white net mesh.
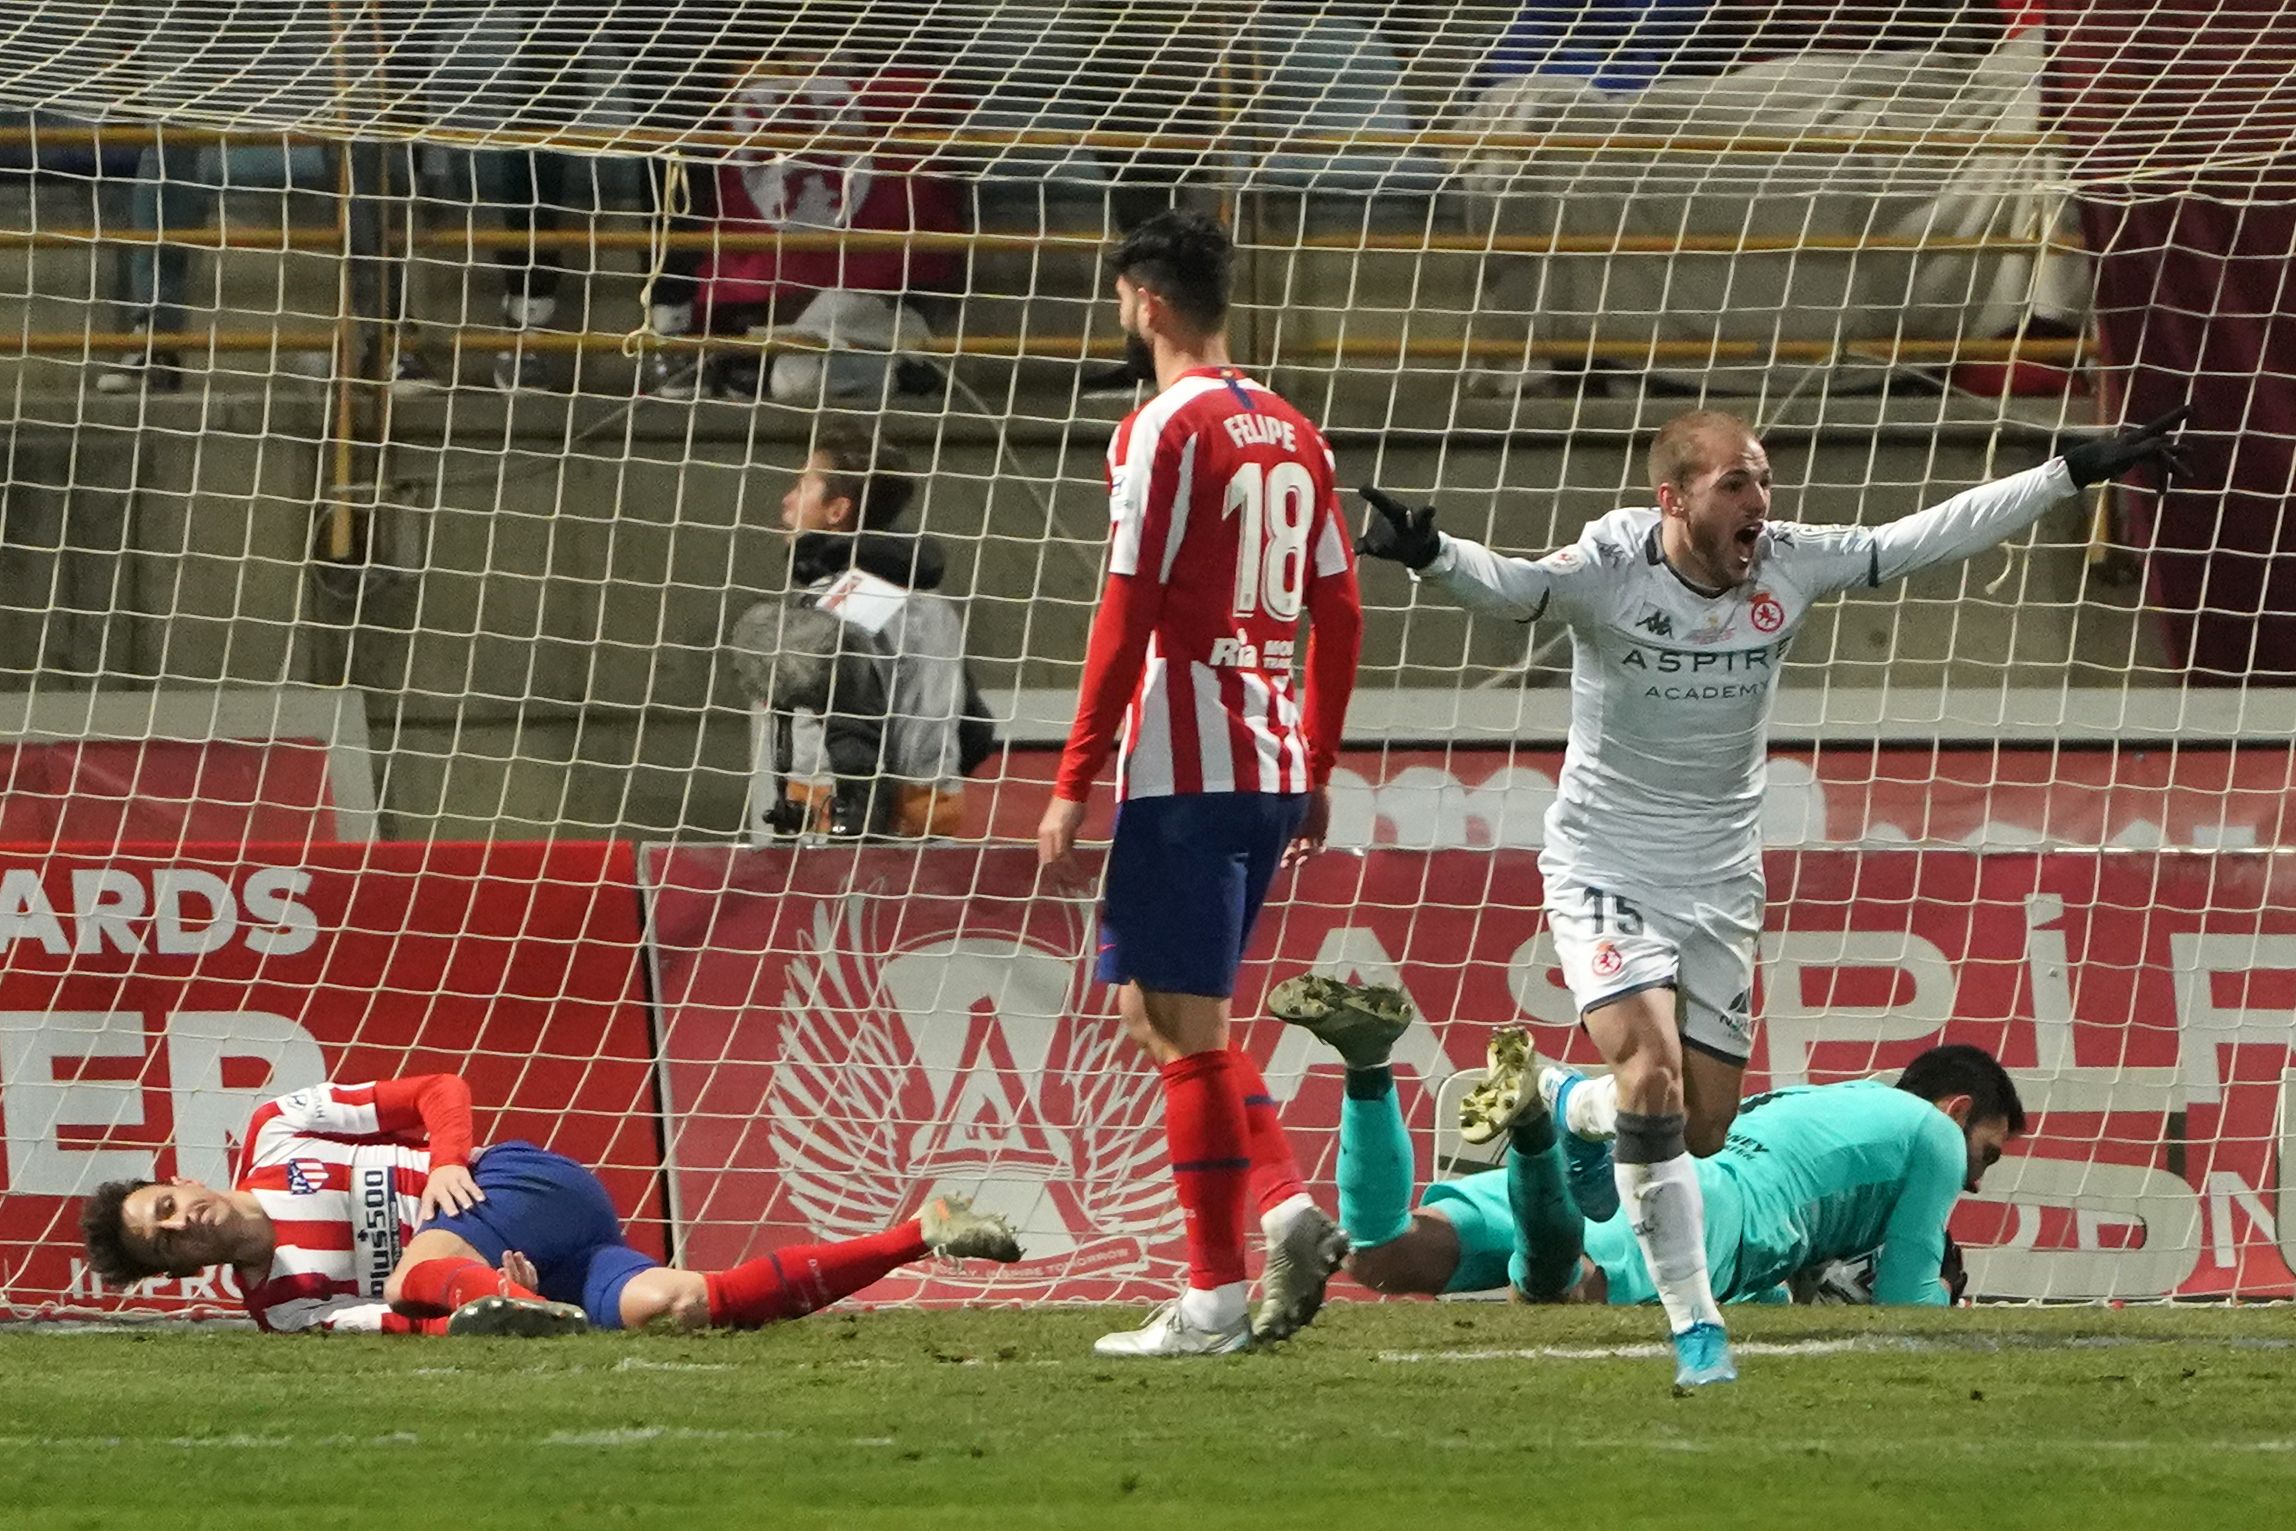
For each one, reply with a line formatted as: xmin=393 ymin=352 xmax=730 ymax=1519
xmin=2 ymin=3 xmax=2293 ymax=1316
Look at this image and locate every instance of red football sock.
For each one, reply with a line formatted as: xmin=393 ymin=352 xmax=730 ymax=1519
xmin=395 ymin=1257 xmax=541 ymax=1316
xmin=1230 ymin=1046 xmax=1308 ymax=1218
xmin=1161 ymin=1049 xmax=1252 ymax=1290
xmin=703 ymin=1222 xmax=930 ymax=1329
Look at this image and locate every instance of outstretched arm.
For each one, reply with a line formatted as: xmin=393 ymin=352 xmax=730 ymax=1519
xmin=1860 ymin=409 xmax=2194 ymax=590
xmin=1862 ymin=460 xmax=2078 ymax=588
xmin=1356 ymin=486 xmax=1577 ymax=623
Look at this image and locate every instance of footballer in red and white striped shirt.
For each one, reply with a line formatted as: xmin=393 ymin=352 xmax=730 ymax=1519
xmin=1039 ymin=211 xmax=1362 ymax=1360
xmin=80 ymin=1074 xmax=1022 ymax=1337
xmin=1071 ymin=367 xmax=1357 ymax=800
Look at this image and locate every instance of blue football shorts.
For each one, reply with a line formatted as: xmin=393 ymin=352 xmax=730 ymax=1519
xmin=420 ymin=1140 xmax=660 ymax=1329
xmin=1095 ymin=790 xmax=1308 ymax=999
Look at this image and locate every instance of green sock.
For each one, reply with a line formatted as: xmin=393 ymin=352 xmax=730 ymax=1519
xmin=1506 ymin=1113 xmax=1586 ymax=1300
xmin=1338 ymin=1066 xmax=1414 ymax=1248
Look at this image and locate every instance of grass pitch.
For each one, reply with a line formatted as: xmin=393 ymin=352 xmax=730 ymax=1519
xmin=4 ymin=1304 xmax=2292 ymax=1530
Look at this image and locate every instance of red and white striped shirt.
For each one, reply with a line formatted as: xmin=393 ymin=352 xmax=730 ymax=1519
xmin=230 ymin=1077 xmax=474 ymax=1334
xmin=1057 ymin=367 xmax=1363 ymax=802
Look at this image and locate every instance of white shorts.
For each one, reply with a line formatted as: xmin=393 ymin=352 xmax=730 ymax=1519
xmin=1541 ymin=865 xmax=1762 ymax=1065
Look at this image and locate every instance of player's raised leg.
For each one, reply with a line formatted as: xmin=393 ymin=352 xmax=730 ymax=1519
xmin=1538 ymin=1062 xmax=1622 ymax=1221
xmin=1269 ymin=974 xmax=1414 ymax=1254
xmin=1461 ymin=1028 xmax=1588 ymax=1300
xmin=1584 ymin=990 xmax=1734 ymax=1387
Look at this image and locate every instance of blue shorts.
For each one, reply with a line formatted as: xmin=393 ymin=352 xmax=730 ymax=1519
xmin=1095 ymin=791 xmax=1307 ymax=999
xmin=421 ymin=1141 xmax=660 ymax=1330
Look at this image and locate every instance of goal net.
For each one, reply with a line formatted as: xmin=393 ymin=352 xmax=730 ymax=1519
xmin=1 ymin=2 xmax=2291 ymax=1317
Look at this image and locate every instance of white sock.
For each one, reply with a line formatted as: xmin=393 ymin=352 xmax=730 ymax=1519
xmin=1177 ymin=1281 xmax=1248 ymax=1331
xmin=503 ymin=294 xmax=557 ymax=330
xmin=1260 ymin=1191 xmax=1316 ymax=1243
xmin=1614 ymin=1113 xmax=1723 ymax=1336
xmin=649 ymin=300 xmax=693 ymax=338
xmin=1564 ymin=1073 xmax=1619 ymax=1141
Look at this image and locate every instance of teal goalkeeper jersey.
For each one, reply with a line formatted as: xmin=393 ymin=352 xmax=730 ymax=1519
xmin=1580 ymin=1080 xmax=1967 ymax=1307
xmin=1711 ymin=1079 xmax=1968 ymax=1306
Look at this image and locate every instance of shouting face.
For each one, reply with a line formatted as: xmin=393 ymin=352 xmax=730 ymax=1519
xmin=1659 ymin=431 xmax=1773 ymax=591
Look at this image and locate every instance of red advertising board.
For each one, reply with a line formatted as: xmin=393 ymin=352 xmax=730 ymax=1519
xmin=0 ymin=740 xmax=343 ymax=845
xmin=960 ymin=745 xmax=2296 ymax=850
xmin=645 ymin=845 xmax=2296 ymax=1304
xmin=0 ymin=841 xmax=661 ymax=1318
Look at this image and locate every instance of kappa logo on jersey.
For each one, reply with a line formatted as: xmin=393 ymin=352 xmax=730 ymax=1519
xmin=1590 ymin=939 xmax=1625 ymax=980
xmin=1547 ymin=548 xmax=1583 ymax=570
xmin=765 ymin=899 xmax=1177 ymax=1290
xmin=1748 ymin=589 xmax=1784 ymax=634
xmin=283 ymin=1159 xmax=329 ymax=1196
xmin=1633 ymin=609 xmax=1675 ymax=638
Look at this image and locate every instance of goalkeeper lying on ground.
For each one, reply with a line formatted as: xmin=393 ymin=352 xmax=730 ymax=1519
xmin=79 ymin=1073 xmax=1021 ymax=1335
xmin=1269 ymin=978 xmax=2021 ymax=1307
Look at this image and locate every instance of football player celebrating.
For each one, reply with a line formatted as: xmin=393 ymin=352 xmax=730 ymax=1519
xmin=1039 ymin=210 xmax=1364 ymax=1356
xmin=80 ymin=1073 xmax=1020 ymax=1335
xmin=1271 ymin=977 xmax=2017 ymax=1311
xmin=1353 ymin=407 xmax=2184 ymax=1383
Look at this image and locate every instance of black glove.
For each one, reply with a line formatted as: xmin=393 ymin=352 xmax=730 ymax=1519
xmin=1941 ymin=1235 xmax=1969 ymax=1305
xmin=2060 ymin=406 xmax=2197 ymax=490
xmin=1354 ymin=486 xmax=1444 ymax=571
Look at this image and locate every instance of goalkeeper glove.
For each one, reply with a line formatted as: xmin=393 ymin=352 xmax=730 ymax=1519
xmin=2060 ymin=406 xmax=2197 ymax=489
xmin=1941 ymin=1234 xmax=1969 ymax=1305
xmin=1355 ymin=486 xmax=1444 ymax=571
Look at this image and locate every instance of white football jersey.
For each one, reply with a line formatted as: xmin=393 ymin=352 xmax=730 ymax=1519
xmin=1417 ymin=459 xmax=2076 ymax=888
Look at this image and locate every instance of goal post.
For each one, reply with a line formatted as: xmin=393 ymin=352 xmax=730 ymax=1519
xmin=1 ymin=3 xmax=2291 ymax=1316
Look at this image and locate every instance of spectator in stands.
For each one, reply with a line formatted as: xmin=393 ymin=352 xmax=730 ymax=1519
xmin=728 ymin=421 xmax=993 ymax=840
xmin=93 ymin=134 xmax=339 ymax=393
xmin=645 ymin=47 xmax=965 ymax=404
xmin=1247 ymin=2 xmax=1445 ymax=197
xmin=1456 ymin=0 xmax=2058 ymax=399
xmin=404 ymin=5 xmax=616 ymax=392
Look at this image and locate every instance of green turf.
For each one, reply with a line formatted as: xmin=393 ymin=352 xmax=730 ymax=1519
xmin=3 ymin=1304 xmax=2292 ymax=1530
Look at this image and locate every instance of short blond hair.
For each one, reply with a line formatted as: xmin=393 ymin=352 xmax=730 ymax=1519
xmin=1647 ymin=410 xmax=1758 ymax=495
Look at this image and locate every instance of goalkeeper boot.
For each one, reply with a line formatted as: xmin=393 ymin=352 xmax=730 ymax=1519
xmin=1093 ymin=1298 xmax=1252 ymax=1359
xmin=1671 ymin=1321 xmax=1738 ymax=1390
xmin=920 ymin=1193 xmax=1024 ymax=1263
xmin=445 ymin=1294 xmax=590 ymax=1338
xmin=1458 ymin=1027 xmax=1539 ymax=1147
xmin=1252 ymin=1204 xmax=1348 ymax=1344
xmin=1538 ymin=1066 xmax=1620 ymax=1221
xmin=1266 ymin=975 xmax=1414 ymax=1071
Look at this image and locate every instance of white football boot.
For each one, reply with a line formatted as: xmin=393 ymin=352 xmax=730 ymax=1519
xmin=1092 ymin=1298 xmax=1251 ymax=1358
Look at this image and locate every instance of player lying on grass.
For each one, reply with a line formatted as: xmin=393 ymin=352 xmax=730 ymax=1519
xmin=1269 ymin=977 xmax=2019 ymax=1317
xmin=79 ymin=1073 xmax=1021 ymax=1335
xmin=1353 ymin=406 xmax=2186 ymax=1383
